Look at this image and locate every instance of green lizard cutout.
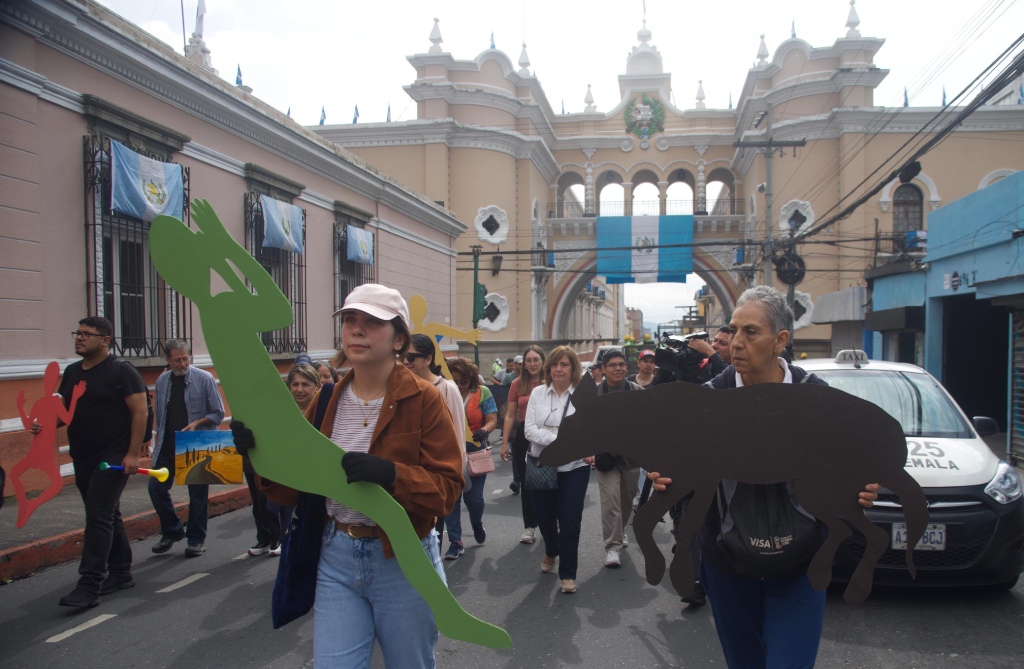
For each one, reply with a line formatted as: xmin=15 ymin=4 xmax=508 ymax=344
xmin=150 ymin=199 xmax=511 ymax=649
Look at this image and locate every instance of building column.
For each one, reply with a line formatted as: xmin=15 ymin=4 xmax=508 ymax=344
xmin=658 ymin=181 xmax=669 ymax=215
xmin=622 ymin=182 xmax=633 ymax=217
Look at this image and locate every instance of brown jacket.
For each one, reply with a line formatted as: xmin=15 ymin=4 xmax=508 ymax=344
xmin=261 ymin=363 xmax=464 ymax=558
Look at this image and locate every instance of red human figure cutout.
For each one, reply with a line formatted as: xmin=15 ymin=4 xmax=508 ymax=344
xmin=13 ymin=361 xmax=85 ymax=528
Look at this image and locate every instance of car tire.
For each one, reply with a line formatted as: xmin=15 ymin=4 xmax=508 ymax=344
xmin=992 ymin=575 xmax=1019 ymax=592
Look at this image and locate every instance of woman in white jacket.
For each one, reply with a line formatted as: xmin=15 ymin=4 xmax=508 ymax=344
xmin=523 ymin=345 xmax=594 ymax=594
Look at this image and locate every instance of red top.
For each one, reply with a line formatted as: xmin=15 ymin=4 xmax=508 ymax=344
xmin=509 ymin=376 xmax=541 ymax=422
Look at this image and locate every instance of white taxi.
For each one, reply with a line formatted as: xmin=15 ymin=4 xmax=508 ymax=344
xmin=800 ymin=350 xmax=1024 ymax=589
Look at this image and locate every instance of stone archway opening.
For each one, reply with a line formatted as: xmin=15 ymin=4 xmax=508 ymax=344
xmin=707 ymin=167 xmax=739 ymax=215
xmin=555 ymin=172 xmax=585 ymax=218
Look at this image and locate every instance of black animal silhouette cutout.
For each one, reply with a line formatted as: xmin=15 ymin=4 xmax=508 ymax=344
xmin=540 ymin=373 xmax=928 ymax=603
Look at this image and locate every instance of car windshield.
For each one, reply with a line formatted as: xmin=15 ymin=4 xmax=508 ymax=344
xmin=813 ymin=369 xmax=973 ymax=438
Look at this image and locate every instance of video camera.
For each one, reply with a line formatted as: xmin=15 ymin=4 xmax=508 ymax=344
xmin=654 ymin=332 xmax=709 ymax=384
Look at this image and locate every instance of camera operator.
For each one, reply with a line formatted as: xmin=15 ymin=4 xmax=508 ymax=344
xmin=690 ymin=326 xmax=732 ymax=384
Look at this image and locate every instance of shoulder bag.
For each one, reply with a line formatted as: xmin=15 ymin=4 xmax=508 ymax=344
xmin=524 ymin=392 xmax=571 ymax=491
xmin=467 ymin=448 xmax=496 ymax=476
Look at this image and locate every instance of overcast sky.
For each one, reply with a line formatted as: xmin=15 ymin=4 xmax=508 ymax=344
xmin=95 ymin=0 xmax=1024 ymax=326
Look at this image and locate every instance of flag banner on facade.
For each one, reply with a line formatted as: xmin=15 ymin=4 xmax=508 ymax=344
xmin=596 ymin=215 xmax=693 ymax=284
xmin=259 ymin=194 xmax=304 ymax=254
xmin=346 ymin=224 xmax=374 ymax=265
xmin=110 ymin=140 xmax=184 ymax=223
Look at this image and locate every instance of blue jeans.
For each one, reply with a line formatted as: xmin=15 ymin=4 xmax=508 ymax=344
xmin=701 ymin=563 xmax=826 ymax=669
xmin=443 ymin=472 xmax=487 ymax=543
xmin=531 ymin=465 xmax=590 ymax=580
xmin=148 ymin=476 xmax=209 ymax=543
xmin=266 ymin=500 xmax=295 ymax=545
xmin=313 ymin=524 xmax=444 ymax=668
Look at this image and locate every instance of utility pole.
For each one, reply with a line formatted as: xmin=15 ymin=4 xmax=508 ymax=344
xmin=471 ymin=245 xmax=483 ymax=367
xmin=733 ymin=105 xmax=806 ymax=287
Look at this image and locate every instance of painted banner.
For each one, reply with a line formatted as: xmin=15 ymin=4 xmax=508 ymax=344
xmin=174 ymin=430 xmax=243 ymax=485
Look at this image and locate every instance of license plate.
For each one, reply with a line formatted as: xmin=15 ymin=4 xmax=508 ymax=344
xmin=891 ymin=523 xmax=946 ymax=551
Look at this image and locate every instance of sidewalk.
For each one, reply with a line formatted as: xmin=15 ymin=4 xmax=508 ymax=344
xmin=0 ymin=467 xmax=250 ymax=582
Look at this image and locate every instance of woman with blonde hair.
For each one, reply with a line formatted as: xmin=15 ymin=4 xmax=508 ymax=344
xmin=523 ymin=345 xmax=594 ymax=594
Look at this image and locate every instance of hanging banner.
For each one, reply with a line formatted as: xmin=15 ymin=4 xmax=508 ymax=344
xmin=596 ymin=215 xmax=693 ymax=283
xmin=260 ymin=194 xmax=304 ymax=254
xmin=110 ymin=140 xmax=184 ymax=222
xmin=346 ymin=224 xmax=374 ymax=264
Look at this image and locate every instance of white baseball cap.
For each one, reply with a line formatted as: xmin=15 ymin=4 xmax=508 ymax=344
xmin=333 ymin=284 xmax=411 ymax=331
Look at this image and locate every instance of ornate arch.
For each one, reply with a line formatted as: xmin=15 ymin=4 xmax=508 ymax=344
xmin=979 ymin=169 xmax=1016 ymax=190
xmin=880 ymin=172 xmax=940 ymax=212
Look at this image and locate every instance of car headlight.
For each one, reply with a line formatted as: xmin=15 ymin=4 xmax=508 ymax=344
xmin=984 ymin=461 xmax=1023 ymax=505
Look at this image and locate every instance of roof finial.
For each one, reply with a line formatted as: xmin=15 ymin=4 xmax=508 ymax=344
xmin=584 ymin=84 xmax=596 ymax=113
xmin=756 ymin=34 xmax=769 ymax=64
xmin=846 ymin=0 xmax=861 ymax=38
xmin=695 ymin=80 xmax=706 ymax=110
xmin=429 ymin=18 xmax=444 ymax=54
xmin=518 ymin=43 xmax=531 ymax=76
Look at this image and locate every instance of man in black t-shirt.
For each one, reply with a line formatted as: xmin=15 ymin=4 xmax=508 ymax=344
xmin=53 ymin=317 xmax=148 ymax=608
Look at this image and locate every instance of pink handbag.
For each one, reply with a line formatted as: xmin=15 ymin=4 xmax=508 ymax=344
xmin=466 ymin=448 xmax=496 ymax=476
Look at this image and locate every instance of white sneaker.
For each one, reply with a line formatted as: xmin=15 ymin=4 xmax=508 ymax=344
xmin=604 ymin=549 xmax=621 ymax=568
xmin=622 ymin=534 xmax=629 ymax=548
xmin=520 ymin=527 xmax=536 ymax=544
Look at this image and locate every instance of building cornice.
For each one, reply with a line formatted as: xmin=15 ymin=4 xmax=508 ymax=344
xmin=1 ymin=0 xmax=466 ymax=238
xmin=318 ymin=119 xmax=560 ymax=183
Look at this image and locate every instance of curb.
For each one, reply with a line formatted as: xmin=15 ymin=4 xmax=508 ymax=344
xmin=0 ymin=487 xmax=251 ymax=582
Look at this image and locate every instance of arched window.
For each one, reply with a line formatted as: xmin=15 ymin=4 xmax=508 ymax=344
xmin=893 ymin=184 xmax=923 ymax=238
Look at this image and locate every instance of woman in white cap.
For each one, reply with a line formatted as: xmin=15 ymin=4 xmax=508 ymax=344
xmin=248 ymin=284 xmax=463 ymax=668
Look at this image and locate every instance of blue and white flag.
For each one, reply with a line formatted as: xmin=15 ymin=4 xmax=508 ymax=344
xmin=596 ymin=215 xmax=693 ymax=284
xmin=236 ymin=65 xmax=242 ymax=86
xmin=319 ymin=106 xmax=326 ymax=125
xmin=352 ymin=104 xmax=360 ymax=123
xmin=346 ymin=225 xmax=373 ymax=265
xmin=259 ymin=194 xmax=304 ymax=254
xmin=1018 ymin=84 xmax=1024 ymax=105
xmin=109 ymin=140 xmax=184 ymax=223
xmin=386 ymin=104 xmax=391 ymax=123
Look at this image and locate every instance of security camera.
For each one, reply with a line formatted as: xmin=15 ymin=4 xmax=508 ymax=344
xmin=757 ymin=183 xmax=766 ymax=193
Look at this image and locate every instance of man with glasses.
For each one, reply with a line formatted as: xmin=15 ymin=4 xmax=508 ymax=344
xmin=594 ymin=349 xmax=643 ymax=568
xmin=53 ymin=317 xmax=148 ymax=607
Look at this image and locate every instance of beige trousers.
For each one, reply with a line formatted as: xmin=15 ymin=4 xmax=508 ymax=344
xmin=597 ymin=461 xmax=640 ymax=550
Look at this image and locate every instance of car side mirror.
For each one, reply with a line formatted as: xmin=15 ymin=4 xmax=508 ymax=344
xmin=972 ymin=416 xmax=999 ymax=438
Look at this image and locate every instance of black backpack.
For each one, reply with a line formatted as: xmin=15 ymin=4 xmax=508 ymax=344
xmin=114 ymin=358 xmax=155 ymax=444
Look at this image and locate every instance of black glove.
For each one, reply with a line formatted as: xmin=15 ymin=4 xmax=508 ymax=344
xmin=472 ymin=428 xmax=489 ymax=443
xmin=341 ymin=452 xmax=396 ymax=487
xmin=231 ymin=420 xmax=256 ymax=458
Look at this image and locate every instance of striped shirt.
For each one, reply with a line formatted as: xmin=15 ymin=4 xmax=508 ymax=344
xmin=325 ymin=384 xmax=384 ymax=526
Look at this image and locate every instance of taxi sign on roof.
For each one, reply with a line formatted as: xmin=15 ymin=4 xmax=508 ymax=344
xmin=835 ymin=349 xmax=869 ymax=364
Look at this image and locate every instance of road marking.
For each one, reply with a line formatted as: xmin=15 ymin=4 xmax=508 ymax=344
xmin=156 ymin=573 xmax=209 ymax=593
xmin=46 ymin=614 xmax=117 ymax=643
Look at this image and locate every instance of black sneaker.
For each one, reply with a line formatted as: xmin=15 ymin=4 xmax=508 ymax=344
xmin=59 ymin=587 xmax=99 ymax=608
xmin=444 ymin=541 xmax=464 ymax=560
xmin=681 ymin=581 xmax=707 ymax=607
xmin=247 ymin=541 xmax=272 ymax=556
xmin=473 ymin=524 xmax=487 ymax=544
xmin=99 ymin=573 xmax=135 ymax=595
xmin=509 ymin=481 xmax=521 ymax=494
xmin=152 ymin=532 xmax=185 ymax=554
xmin=184 ymin=542 xmax=206 ymax=557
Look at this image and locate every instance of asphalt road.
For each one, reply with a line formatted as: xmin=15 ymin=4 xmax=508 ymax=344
xmin=2 ymin=458 xmax=1023 ymax=668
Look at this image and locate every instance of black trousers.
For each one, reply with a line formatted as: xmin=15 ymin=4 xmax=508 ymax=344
xmin=73 ymin=460 xmax=132 ymax=593
xmin=243 ymin=457 xmax=280 ymax=545
xmin=511 ymin=427 xmax=536 ymax=528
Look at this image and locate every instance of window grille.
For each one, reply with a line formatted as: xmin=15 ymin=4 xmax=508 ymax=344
xmin=333 ymin=209 xmax=375 ymax=348
xmin=82 ymin=134 xmax=192 ymax=358
xmin=244 ymin=192 xmax=307 ymax=353
xmin=893 ymin=184 xmax=924 ymax=250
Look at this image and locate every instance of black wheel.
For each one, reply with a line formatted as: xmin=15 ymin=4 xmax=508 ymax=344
xmin=992 ymin=575 xmax=1019 ymax=591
